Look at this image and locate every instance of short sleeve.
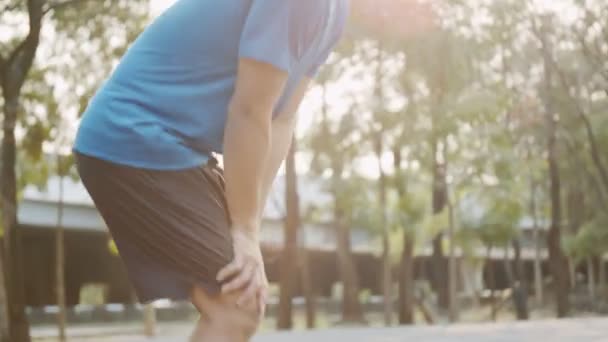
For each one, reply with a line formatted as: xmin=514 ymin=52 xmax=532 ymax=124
xmin=305 ymin=35 xmax=339 ymax=78
xmin=238 ymin=0 xmax=294 ymax=72
xmin=304 ymin=1 xmax=348 ymax=78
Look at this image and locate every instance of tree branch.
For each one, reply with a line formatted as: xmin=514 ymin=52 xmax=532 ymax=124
xmin=561 ymin=131 xmax=607 ymax=210
xmin=43 ymin=0 xmax=89 ymax=15
xmin=3 ymin=0 xmax=43 ymax=99
xmin=0 ymin=2 xmax=23 ymax=13
xmin=0 ymin=54 xmax=5 ymax=78
xmin=582 ymin=6 xmax=608 ymax=53
xmin=530 ymin=15 xmax=608 ymax=196
xmin=548 ymin=57 xmax=608 ymax=194
xmin=574 ymin=31 xmax=608 ymax=84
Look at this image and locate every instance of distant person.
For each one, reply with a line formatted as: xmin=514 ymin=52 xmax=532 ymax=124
xmin=73 ymin=0 xmax=348 ymax=341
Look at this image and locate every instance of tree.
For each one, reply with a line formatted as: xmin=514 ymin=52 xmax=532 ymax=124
xmin=482 ymin=196 xmax=522 ymax=318
xmin=308 ymin=0 xmax=605 ymax=324
xmin=0 ymin=249 xmax=7 ymax=340
xmin=370 ymin=41 xmax=393 ymax=326
xmin=0 ymin=2 xmax=148 ymax=340
xmin=394 ymin=186 xmax=426 ymax=324
xmin=1 ymin=3 xmax=46 ymax=339
xmin=393 ymin=111 xmax=417 ymax=325
xmin=277 ymin=139 xmax=299 ymax=330
xmin=54 ymin=154 xmax=71 ymax=342
xmin=308 ymin=81 xmax=364 ymax=322
xmin=391 ymin=67 xmax=432 ymax=325
xmin=565 ymin=214 xmax=608 ymax=298
xmin=534 ymin=15 xmax=571 ymax=317
xmin=142 ymin=304 xmax=156 ymax=337
xmin=350 ymin=0 xmax=440 ymax=321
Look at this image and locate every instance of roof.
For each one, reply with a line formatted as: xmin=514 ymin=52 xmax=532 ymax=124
xmin=22 ymin=176 xmax=94 ymax=206
xmin=21 ymin=174 xmax=332 ymax=221
xmin=18 ymin=174 xmax=374 ymax=252
xmin=18 ymin=173 xmax=548 ymax=256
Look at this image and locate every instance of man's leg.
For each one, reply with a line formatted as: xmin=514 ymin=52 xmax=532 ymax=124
xmin=190 ymin=285 xmax=262 ymax=342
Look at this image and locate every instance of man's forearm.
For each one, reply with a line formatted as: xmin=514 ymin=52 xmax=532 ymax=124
xmin=257 ymin=116 xmax=297 ymax=219
xmin=256 ymin=80 xmax=309 ymax=219
xmin=223 ymin=103 xmax=272 ymax=237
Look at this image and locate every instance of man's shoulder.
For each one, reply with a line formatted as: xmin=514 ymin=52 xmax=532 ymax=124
xmin=289 ymin=0 xmax=348 ymax=50
xmin=291 ymin=0 xmax=349 ymax=24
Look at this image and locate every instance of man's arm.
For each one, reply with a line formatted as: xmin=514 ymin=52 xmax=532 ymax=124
xmin=216 ymin=58 xmax=288 ymax=308
xmin=257 ymin=79 xmax=311 ymax=219
xmin=222 ymin=59 xmax=287 ymax=235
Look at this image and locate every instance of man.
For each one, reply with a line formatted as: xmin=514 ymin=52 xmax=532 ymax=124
xmin=73 ymin=0 xmax=348 ymax=341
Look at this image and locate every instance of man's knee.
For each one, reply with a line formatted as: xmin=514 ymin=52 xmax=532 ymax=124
xmin=191 ymin=286 xmax=262 ymax=338
xmin=215 ymin=295 xmax=261 ymax=338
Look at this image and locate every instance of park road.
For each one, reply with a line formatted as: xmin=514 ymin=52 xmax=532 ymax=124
xmin=253 ymin=318 xmax=608 ymax=342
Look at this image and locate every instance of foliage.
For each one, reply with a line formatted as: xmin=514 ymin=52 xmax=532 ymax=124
xmin=565 ymin=214 xmax=608 ymax=262
xmin=1 ymin=0 xmax=149 ymax=194
xmin=0 ymin=1 xmax=149 ymax=339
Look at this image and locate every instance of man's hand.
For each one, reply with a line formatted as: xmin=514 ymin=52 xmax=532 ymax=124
xmin=217 ymin=229 xmax=268 ymax=312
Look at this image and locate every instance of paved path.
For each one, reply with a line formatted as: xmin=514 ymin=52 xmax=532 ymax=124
xmin=253 ymin=318 xmax=608 ymax=342
xmin=33 ymin=317 xmax=608 ymax=341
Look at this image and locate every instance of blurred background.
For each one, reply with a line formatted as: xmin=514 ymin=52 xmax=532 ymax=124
xmin=1 ymin=0 xmax=607 ymax=341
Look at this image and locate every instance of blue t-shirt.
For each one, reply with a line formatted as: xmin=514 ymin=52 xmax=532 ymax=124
xmin=74 ymin=0 xmax=348 ymax=170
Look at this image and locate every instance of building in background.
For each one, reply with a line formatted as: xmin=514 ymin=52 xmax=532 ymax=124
xmin=19 ymin=175 xmax=550 ymax=310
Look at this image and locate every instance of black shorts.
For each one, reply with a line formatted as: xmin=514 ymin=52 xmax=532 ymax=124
xmin=75 ymin=152 xmax=234 ymax=303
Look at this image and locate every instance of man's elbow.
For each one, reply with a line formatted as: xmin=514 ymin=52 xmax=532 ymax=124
xmin=227 ymin=99 xmax=273 ymax=140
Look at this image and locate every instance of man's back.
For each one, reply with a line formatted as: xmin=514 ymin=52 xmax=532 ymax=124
xmin=74 ymin=0 xmax=348 ymax=169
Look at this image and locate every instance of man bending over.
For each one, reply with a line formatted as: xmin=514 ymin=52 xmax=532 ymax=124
xmin=73 ymin=0 xmax=348 ymax=340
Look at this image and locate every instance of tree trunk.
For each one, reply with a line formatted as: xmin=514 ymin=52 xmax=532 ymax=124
xmin=0 ymin=247 xmax=9 ymax=342
xmin=503 ymin=245 xmax=515 ymax=304
xmin=399 ymin=236 xmax=415 ymax=324
xmin=512 ymin=239 xmax=529 ymax=320
xmin=533 ymin=227 xmax=544 ymax=306
xmin=393 ymin=147 xmax=415 ymax=325
xmin=599 ymin=257 xmax=606 ymax=300
xmin=531 ymin=179 xmax=544 ymax=305
xmin=381 ymin=213 xmax=392 ymax=326
xmin=299 ymin=246 xmax=316 ymax=329
xmin=2 ymin=99 xmax=30 ymax=342
xmin=569 ymin=259 xmax=576 ymax=289
xmin=372 ymin=36 xmax=392 ymax=326
xmin=541 ymin=23 xmax=571 ymax=318
xmin=334 ymin=202 xmax=363 ymax=322
xmin=431 ymin=236 xmax=449 ymax=310
xmin=587 ymin=258 xmax=595 ymax=300
xmin=487 ymin=245 xmax=497 ymax=321
xmin=294 ymin=142 xmax=315 ymax=329
xmin=142 ymin=304 xmax=156 ymax=337
xmin=462 ymin=259 xmax=480 ymax=307
xmin=430 ymin=139 xmax=449 ymax=310
xmin=374 ymin=135 xmax=391 ymax=326
xmin=1 ymin=2 xmax=45 ymax=340
xmin=278 ymin=140 xmax=299 ymax=330
xmin=55 ymin=168 xmax=67 ymax=342
xmin=546 ymin=147 xmax=571 ymax=317
xmin=447 ymin=198 xmax=458 ymax=322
